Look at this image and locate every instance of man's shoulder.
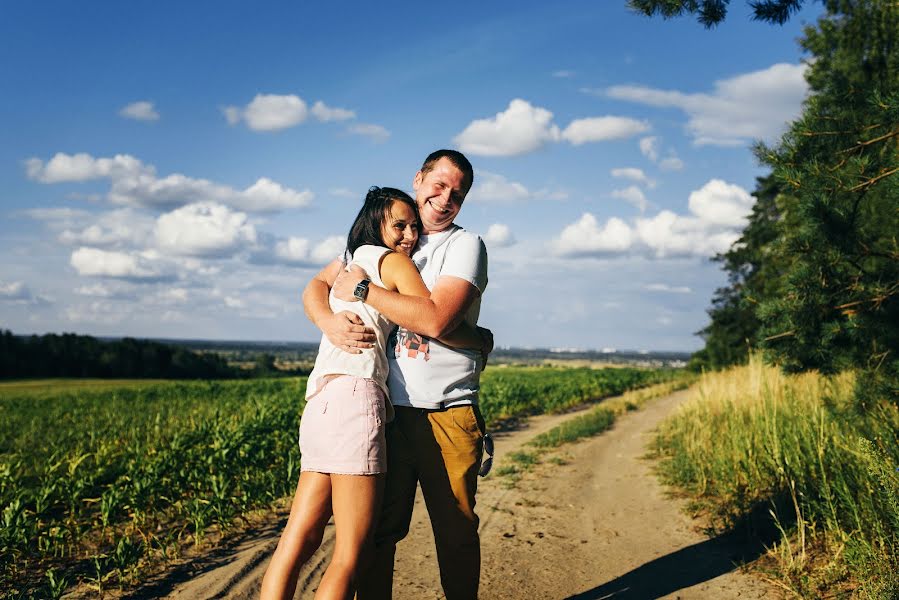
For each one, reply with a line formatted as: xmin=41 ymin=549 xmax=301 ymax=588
xmin=446 ymin=225 xmax=487 ymax=253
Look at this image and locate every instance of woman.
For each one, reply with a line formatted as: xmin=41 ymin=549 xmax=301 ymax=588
xmin=260 ymin=187 xmax=487 ymax=600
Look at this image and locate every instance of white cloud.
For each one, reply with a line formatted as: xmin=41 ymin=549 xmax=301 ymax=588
xmin=635 ymin=211 xmax=740 ymax=258
xmin=58 ymin=208 xmax=153 ymax=247
xmin=274 ymin=237 xmax=310 ymax=263
xmin=26 ymin=153 xmax=313 ymax=213
xmin=552 ymin=178 xmax=752 ymax=259
xmin=111 ymin=170 xmax=313 ymax=212
xmin=552 ymin=214 xmax=635 ymax=257
xmin=312 ymin=236 xmax=345 ymax=264
xmin=155 ymin=202 xmax=257 ymax=258
xmin=455 ymin=99 xmax=652 ymax=156
xmin=60 ymin=225 xmax=121 ymax=246
xmin=637 ymin=136 xmax=685 ymax=170
xmin=645 ymin=283 xmax=692 ymax=294
xmin=223 ymin=106 xmax=241 ymax=125
xmin=454 ymin=99 xmax=561 ymax=157
xmin=552 ymin=70 xmax=575 ymax=78
xmin=471 ymin=172 xmax=530 ymax=202
xmin=119 ymin=101 xmax=159 ymax=121
xmin=611 ymin=167 xmax=655 ymax=188
xmin=75 ymin=283 xmax=115 ymax=297
xmin=659 ymin=156 xmax=685 ymax=171
xmin=21 ymin=207 xmax=93 ymax=232
xmin=639 ymin=136 xmax=659 ymax=162
xmin=224 ymin=94 xmax=309 ymax=132
xmin=611 ymin=186 xmax=648 ymax=213
xmin=26 ymin=152 xmax=146 ymax=184
xmin=608 ymin=63 xmax=808 ymax=146
xmin=561 ymin=116 xmax=650 ymax=145
xmin=311 ymin=101 xmax=355 ymax=122
xmin=346 ymin=123 xmax=391 ymax=142
xmin=224 ymin=296 xmax=247 ymax=309
xmin=687 ymin=179 xmax=754 ymax=227
xmin=223 ymin=94 xmax=360 ymax=131
xmin=70 ymin=247 xmax=167 ymax=280
xmin=483 ymin=224 xmax=515 ymax=247
xmin=0 ymin=281 xmax=49 ymax=305
xmin=273 ymin=235 xmax=344 ymax=266
xmin=157 ymin=288 xmax=189 ymax=303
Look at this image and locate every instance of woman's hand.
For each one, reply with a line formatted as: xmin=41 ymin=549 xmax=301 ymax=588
xmin=477 ymin=326 xmax=494 ymax=366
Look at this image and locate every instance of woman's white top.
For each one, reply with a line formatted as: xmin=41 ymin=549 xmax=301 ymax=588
xmin=305 ymin=245 xmax=395 ymax=414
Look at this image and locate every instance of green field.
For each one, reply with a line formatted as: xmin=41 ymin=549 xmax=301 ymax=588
xmin=1 ymin=365 xmax=676 ymax=599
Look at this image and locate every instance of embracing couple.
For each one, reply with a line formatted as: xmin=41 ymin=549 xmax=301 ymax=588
xmin=261 ymin=149 xmax=493 ymax=600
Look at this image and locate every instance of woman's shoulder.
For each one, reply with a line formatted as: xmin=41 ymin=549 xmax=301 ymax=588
xmin=351 ymin=244 xmax=392 ymax=265
xmin=379 ymin=249 xmax=413 ymax=270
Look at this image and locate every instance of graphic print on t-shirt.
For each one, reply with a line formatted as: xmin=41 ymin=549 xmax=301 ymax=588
xmin=392 ymin=327 xmax=430 ymax=361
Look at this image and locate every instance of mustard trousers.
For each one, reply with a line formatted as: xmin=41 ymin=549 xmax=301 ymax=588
xmin=356 ymin=404 xmax=485 ymax=600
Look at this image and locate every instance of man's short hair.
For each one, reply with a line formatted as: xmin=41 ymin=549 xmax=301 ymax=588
xmin=420 ymin=149 xmax=474 ymax=192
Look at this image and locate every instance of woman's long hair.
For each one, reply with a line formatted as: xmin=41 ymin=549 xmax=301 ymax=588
xmin=345 ymin=186 xmax=420 ymax=258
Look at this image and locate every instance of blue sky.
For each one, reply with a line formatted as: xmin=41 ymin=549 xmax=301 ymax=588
xmin=0 ymin=1 xmax=822 ymax=351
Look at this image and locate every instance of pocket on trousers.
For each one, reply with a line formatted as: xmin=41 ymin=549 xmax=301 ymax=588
xmin=451 ymin=405 xmax=481 ymax=435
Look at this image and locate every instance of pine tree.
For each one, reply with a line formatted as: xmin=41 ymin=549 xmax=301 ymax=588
xmin=627 ymin=0 xmax=811 ymax=26
xmin=691 ymin=175 xmax=785 ymax=370
xmin=757 ymin=0 xmax=899 ymax=404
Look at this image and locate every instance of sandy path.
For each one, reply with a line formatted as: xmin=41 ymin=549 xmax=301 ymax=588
xmin=142 ymin=391 xmax=777 ymax=599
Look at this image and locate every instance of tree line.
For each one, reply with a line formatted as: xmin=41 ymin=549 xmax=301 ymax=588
xmin=657 ymin=0 xmax=898 ymax=405
xmin=0 ymin=330 xmax=266 ymax=379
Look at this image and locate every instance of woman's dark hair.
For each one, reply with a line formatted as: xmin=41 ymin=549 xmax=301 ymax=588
xmin=345 ymin=186 xmax=420 ymax=258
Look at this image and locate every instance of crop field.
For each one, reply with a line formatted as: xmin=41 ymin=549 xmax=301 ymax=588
xmin=0 ymin=365 xmax=676 ymax=599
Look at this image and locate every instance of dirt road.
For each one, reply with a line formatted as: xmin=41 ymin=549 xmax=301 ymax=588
xmin=142 ymin=391 xmax=777 ymax=599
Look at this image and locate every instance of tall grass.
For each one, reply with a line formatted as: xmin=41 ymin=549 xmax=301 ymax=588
xmin=653 ymin=356 xmax=899 ymax=598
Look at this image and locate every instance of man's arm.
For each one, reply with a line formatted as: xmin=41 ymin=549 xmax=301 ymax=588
xmin=302 ymin=258 xmax=376 ymax=353
xmin=334 ymin=265 xmax=479 ymax=339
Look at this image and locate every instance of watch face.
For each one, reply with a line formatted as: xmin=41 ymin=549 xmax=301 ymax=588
xmin=354 ymin=279 xmax=370 ymax=300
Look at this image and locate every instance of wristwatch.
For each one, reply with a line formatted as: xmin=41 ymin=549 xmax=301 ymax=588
xmin=353 ymin=278 xmax=371 ymax=302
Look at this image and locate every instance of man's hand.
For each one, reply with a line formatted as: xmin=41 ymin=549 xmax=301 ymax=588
xmin=322 ymin=310 xmax=376 ymax=353
xmin=333 ymin=264 xmax=368 ymax=302
xmin=477 ymin=326 xmax=494 ymax=366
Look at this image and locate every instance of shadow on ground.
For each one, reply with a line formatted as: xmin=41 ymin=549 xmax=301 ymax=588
xmin=124 ymin=516 xmax=292 ymax=600
xmin=565 ymin=526 xmax=773 ymax=600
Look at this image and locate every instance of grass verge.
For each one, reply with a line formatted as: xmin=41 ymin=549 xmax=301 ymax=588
xmin=496 ymin=377 xmax=694 ymax=477
xmin=652 ymin=356 xmax=899 ymax=598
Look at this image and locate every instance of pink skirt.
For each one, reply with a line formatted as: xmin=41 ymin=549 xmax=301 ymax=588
xmin=299 ymin=376 xmax=388 ymax=475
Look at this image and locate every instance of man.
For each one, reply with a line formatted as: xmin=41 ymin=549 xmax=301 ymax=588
xmin=302 ymin=149 xmax=490 ymax=599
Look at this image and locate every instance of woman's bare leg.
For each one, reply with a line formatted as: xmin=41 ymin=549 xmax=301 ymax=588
xmin=314 ymin=473 xmax=384 ymax=600
xmin=260 ymin=471 xmax=333 ymax=600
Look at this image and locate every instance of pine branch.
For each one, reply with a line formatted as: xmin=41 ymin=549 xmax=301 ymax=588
xmin=848 ymin=166 xmax=899 ymax=192
xmin=838 ymin=126 xmax=899 ymax=154
xmin=764 ymin=330 xmax=796 ymax=342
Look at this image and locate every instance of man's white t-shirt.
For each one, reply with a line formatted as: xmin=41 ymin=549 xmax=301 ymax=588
xmin=386 ymin=224 xmax=488 ymax=409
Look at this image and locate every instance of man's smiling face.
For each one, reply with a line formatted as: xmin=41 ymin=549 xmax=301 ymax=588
xmin=412 ymin=156 xmax=470 ymax=234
